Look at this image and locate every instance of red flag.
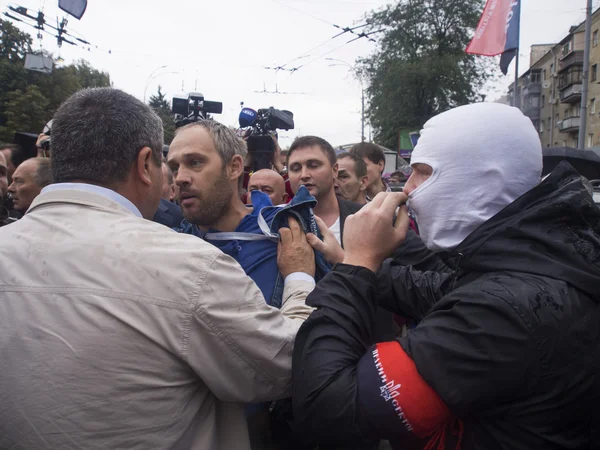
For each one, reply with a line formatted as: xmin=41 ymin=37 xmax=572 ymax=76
xmin=466 ymin=0 xmax=521 ymax=75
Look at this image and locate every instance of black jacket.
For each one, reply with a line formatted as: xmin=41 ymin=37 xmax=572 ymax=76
xmin=152 ymin=198 xmax=183 ymax=229
xmin=292 ymin=162 xmax=600 ymax=450
xmin=338 ymin=196 xmax=362 ymax=245
xmin=337 ymin=195 xmax=395 ymax=343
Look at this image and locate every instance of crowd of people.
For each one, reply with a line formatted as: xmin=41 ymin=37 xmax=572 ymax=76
xmin=0 ymin=87 xmax=599 ymax=450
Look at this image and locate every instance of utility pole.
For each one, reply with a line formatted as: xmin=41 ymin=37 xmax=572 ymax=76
xmin=361 ymin=88 xmax=365 ymax=142
xmin=326 ymin=58 xmax=366 ymax=142
xmin=578 ymin=0 xmax=593 ymax=149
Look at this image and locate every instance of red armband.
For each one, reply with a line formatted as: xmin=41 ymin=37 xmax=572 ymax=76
xmin=357 ymin=341 xmax=451 ymax=439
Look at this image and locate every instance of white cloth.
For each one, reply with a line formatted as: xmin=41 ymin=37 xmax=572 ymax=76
xmin=329 ymin=216 xmax=341 ymax=245
xmin=408 ymin=103 xmax=542 ymax=252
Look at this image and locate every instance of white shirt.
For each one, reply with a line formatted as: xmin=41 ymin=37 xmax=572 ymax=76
xmin=329 ymin=217 xmax=341 ymax=245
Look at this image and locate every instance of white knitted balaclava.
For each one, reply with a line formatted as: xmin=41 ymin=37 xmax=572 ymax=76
xmin=408 ymin=103 xmax=543 ymax=252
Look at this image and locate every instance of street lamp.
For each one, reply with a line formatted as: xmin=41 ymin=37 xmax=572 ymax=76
xmin=326 ymin=58 xmax=366 ymax=142
xmin=143 ymin=65 xmax=168 ymax=102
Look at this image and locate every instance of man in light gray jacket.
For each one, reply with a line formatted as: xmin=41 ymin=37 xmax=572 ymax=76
xmin=0 ymin=87 xmax=316 ymax=450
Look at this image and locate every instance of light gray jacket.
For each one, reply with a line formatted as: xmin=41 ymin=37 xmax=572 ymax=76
xmin=0 ymin=187 xmax=315 ymax=450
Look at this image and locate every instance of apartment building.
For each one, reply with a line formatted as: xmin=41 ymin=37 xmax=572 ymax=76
xmin=509 ymin=9 xmax=600 ymax=149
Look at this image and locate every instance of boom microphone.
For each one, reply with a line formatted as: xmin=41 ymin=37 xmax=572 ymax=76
xmin=239 ymin=108 xmax=258 ymax=128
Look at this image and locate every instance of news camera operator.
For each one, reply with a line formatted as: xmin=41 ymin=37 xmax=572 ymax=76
xmin=239 ymin=107 xmax=295 ymax=203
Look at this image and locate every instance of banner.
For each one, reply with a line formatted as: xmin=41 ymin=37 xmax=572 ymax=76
xmin=466 ymin=0 xmax=521 ymax=75
xmin=58 ymin=0 xmax=87 ymax=20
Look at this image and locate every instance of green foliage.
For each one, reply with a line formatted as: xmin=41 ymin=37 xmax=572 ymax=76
xmin=0 ymin=85 xmax=49 ymax=140
xmin=149 ymin=85 xmax=175 ymax=145
xmin=359 ymin=0 xmax=497 ymax=148
xmin=0 ymin=19 xmax=111 ymax=141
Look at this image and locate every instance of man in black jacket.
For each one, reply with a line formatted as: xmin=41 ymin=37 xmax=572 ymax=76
xmin=292 ymin=103 xmax=600 ymax=450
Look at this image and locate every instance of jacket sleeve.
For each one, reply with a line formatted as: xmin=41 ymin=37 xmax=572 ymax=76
xmin=292 ymin=264 xmax=451 ymax=447
xmin=292 ymin=264 xmax=378 ymax=446
xmin=376 ymin=231 xmax=454 ymax=320
xmin=186 ymin=252 xmax=314 ymax=404
xmin=399 ymin=275 xmax=539 ymax=416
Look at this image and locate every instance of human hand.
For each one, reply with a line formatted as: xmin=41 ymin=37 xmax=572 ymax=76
xmin=306 ymin=215 xmax=344 ymax=265
xmin=36 ymin=133 xmax=50 ymax=157
xmin=272 ymin=135 xmax=285 ymax=173
xmin=342 ymin=192 xmax=410 ymax=272
xmin=277 ymin=217 xmax=316 ymax=278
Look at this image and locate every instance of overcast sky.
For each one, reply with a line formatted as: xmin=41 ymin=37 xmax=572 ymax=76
xmin=0 ymin=0 xmax=591 ymax=147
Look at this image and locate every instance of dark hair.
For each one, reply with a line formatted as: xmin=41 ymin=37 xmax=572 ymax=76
xmin=0 ymin=144 xmax=27 ymax=167
xmin=350 ymin=142 xmax=385 ymax=167
xmin=389 ymin=171 xmax=406 ymax=181
xmin=33 ymin=158 xmax=53 ymax=187
xmin=287 ymin=136 xmax=336 ymax=167
xmin=51 ymin=88 xmax=164 ymax=185
xmin=162 ymin=161 xmax=174 ymax=185
xmin=337 ymin=152 xmax=367 ymax=178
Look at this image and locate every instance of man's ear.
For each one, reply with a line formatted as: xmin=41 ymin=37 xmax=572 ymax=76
xmin=377 ymin=159 xmax=385 ymax=175
xmin=281 ymin=192 xmax=289 ymax=204
xmin=229 ymin=154 xmax=245 ymax=183
xmin=136 ymin=147 xmax=155 ymax=186
xmin=359 ymin=175 xmax=369 ymax=192
xmin=332 ymin=162 xmax=339 ymax=178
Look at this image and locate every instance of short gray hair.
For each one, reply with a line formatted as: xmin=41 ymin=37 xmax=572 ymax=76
xmin=33 ymin=158 xmax=53 ymax=187
xmin=176 ymin=120 xmax=247 ymax=164
xmin=51 ymin=88 xmax=164 ymax=185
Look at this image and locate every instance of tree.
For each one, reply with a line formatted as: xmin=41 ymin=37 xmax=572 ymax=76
xmin=359 ymin=0 xmax=496 ymax=148
xmin=0 ymin=85 xmax=49 ymax=141
xmin=0 ymin=19 xmax=31 ymax=61
xmin=149 ymin=85 xmax=175 ymax=145
xmin=0 ymin=20 xmax=111 ymax=139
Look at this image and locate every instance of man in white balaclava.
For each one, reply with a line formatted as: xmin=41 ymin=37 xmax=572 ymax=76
xmin=291 ymin=103 xmax=600 ymax=450
xmin=405 ymin=102 xmax=542 ymax=251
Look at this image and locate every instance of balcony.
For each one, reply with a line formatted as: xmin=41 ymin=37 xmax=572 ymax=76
xmin=560 ymin=83 xmax=582 ymax=103
xmin=558 ymin=116 xmax=580 ymax=132
xmin=559 ymin=50 xmax=584 ymax=72
xmin=522 ymin=83 xmax=542 ymax=97
xmin=523 ymin=105 xmax=540 ymax=121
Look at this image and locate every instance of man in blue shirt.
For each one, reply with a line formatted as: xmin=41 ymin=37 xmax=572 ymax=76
xmin=168 ymin=120 xmax=318 ymax=308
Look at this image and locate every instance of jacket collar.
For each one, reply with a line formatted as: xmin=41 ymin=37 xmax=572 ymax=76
xmin=28 ymin=184 xmax=141 ymax=218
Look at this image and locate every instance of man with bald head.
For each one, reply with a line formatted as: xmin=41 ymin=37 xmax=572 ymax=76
xmin=7 ymin=157 xmax=53 ymax=214
xmin=248 ymin=169 xmax=288 ymax=206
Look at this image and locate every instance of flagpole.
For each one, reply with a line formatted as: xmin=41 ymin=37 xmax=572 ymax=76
xmin=513 ymin=2 xmax=521 ymax=110
xmin=514 ymin=48 xmax=520 ymax=108
xmin=578 ymin=0 xmax=593 ymax=149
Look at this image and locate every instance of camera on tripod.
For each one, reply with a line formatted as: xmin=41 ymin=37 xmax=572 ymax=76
xmin=172 ymin=92 xmax=223 ymax=128
xmin=239 ymin=107 xmax=294 ymax=172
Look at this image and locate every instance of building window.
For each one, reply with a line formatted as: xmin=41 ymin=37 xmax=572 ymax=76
xmin=592 ymin=64 xmax=598 ymax=82
xmin=542 ymin=95 xmax=546 ymax=105
xmin=595 ymin=30 xmax=599 ymax=47
xmin=550 ymin=63 xmax=554 ymax=74
xmin=556 ymin=114 xmax=560 ymax=126
xmin=588 ymin=133 xmax=594 ymax=148
xmin=547 ymin=118 xmax=551 ymax=131
xmin=543 ymin=69 xmax=547 ymax=80
xmin=531 ymin=71 xmax=541 ymax=83
xmin=562 ymin=41 xmax=573 ymax=56
xmin=592 ymin=98 xmax=597 ymax=114
xmin=540 ymin=120 xmax=544 ymax=133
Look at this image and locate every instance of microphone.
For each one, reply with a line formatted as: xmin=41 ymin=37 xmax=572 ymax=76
xmin=239 ymin=108 xmax=258 ymax=128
